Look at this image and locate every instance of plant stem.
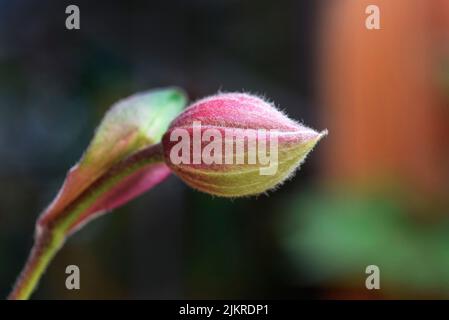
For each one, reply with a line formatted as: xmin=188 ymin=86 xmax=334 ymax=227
xmin=8 ymin=228 xmax=64 ymax=300
xmin=8 ymin=143 xmax=165 ymax=300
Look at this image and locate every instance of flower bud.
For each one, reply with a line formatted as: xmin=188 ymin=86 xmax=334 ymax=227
xmin=162 ymin=93 xmax=327 ymax=197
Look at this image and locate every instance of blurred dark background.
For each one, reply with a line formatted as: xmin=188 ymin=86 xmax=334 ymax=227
xmin=1 ymin=0 xmax=449 ymax=299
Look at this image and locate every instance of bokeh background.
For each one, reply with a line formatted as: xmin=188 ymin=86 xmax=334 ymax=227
xmin=1 ymin=0 xmax=449 ymax=299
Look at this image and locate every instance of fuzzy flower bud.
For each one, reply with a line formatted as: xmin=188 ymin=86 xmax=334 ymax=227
xmin=162 ymin=93 xmax=326 ymax=197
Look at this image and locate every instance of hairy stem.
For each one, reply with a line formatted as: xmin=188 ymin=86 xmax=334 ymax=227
xmin=8 ymin=143 xmax=165 ymax=300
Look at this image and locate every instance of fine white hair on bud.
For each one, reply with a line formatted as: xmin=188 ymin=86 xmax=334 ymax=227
xmin=162 ymin=92 xmax=327 ymax=197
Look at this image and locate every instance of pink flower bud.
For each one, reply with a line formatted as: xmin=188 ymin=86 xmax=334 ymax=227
xmin=162 ymin=93 xmax=327 ymax=197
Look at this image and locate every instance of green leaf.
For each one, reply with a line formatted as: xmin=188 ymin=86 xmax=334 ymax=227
xmin=38 ymin=87 xmax=187 ymax=230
